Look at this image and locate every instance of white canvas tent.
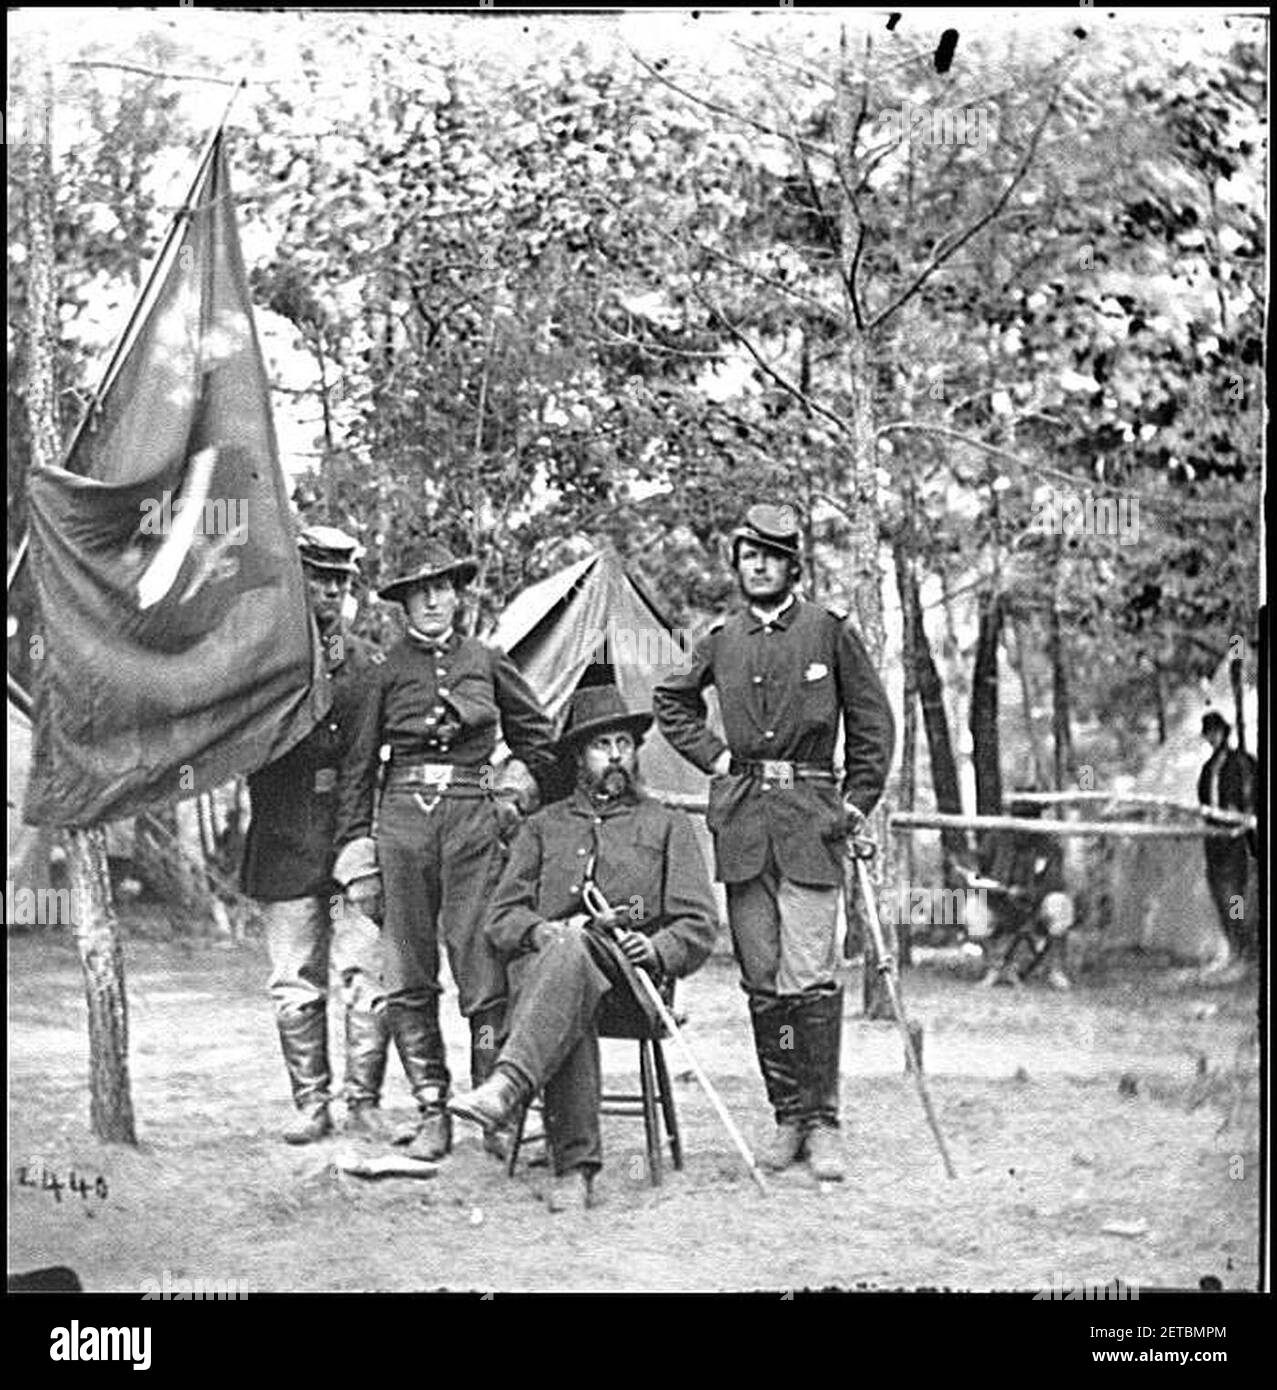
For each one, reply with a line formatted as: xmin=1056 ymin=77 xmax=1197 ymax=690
xmin=485 ymin=548 xmax=722 ymax=895
xmin=1107 ymin=657 xmax=1259 ymax=961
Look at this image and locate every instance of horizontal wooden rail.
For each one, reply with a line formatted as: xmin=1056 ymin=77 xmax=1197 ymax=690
xmin=889 ymin=811 xmax=1254 ymax=840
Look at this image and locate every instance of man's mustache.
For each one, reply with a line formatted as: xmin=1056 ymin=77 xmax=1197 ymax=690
xmin=583 ymin=763 xmax=636 ymax=795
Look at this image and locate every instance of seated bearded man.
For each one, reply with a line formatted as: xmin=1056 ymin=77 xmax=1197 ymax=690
xmin=448 ymin=685 xmax=719 ymax=1210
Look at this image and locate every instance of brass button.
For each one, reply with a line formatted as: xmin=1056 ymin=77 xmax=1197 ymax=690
xmin=764 ymin=730 xmax=775 ymax=740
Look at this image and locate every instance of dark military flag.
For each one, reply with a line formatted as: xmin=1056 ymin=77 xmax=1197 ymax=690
xmin=22 ymin=133 xmax=327 ymax=827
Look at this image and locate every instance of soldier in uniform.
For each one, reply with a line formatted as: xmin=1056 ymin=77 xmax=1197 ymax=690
xmin=241 ymin=525 xmax=391 ymax=1144
xmin=333 ymin=541 xmax=557 ymax=1162
xmin=1197 ymin=711 xmax=1258 ymax=975
xmin=654 ymin=504 xmax=895 ymax=1181
xmin=447 ymin=685 xmax=718 ymax=1210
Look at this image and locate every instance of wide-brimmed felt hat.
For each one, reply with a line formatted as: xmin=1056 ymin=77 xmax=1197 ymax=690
xmin=379 ymin=540 xmax=479 ymax=604
xmin=730 ymin=502 xmax=801 ymax=562
xmin=558 ymin=684 xmax=653 ymax=751
xmin=298 ymin=523 xmax=363 ymax=576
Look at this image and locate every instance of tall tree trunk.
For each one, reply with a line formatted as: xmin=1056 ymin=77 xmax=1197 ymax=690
xmin=1007 ymin=614 xmax=1050 ymax=787
xmin=892 ymin=540 xmax=917 ymax=968
xmin=64 ymin=830 xmax=138 ymax=1142
xmin=970 ymin=588 xmax=1004 ymax=868
xmin=1230 ymin=655 xmax=1247 ymax=755
xmin=1048 ymin=543 xmax=1073 ymax=788
xmin=836 ymin=32 xmax=895 ymax=1019
xmin=1153 ymin=659 xmax=1168 ymax=745
xmin=906 ymin=567 xmax=967 ymax=873
xmin=25 ymin=53 xmax=137 ymax=1143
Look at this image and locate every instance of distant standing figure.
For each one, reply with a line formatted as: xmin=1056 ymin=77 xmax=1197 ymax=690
xmin=1197 ymin=711 xmax=1257 ymax=973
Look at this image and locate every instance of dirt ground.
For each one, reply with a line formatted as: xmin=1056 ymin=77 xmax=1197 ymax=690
xmin=8 ymin=928 xmax=1261 ymax=1294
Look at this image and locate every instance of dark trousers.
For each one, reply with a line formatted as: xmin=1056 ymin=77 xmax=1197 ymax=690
xmin=1206 ymin=841 xmax=1254 ymax=959
xmin=377 ymin=788 xmax=508 ymax=1017
xmin=501 ymin=929 xmax=635 ymax=1176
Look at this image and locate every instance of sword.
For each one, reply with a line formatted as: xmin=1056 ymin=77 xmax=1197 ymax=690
xmin=580 ymin=874 xmax=769 ymax=1197
xmin=843 ymin=829 xmax=958 ymax=1180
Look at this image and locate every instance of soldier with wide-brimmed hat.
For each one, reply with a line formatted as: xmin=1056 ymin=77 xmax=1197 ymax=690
xmin=333 ymin=539 xmax=557 ymax=1162
xmin=654 ymin=502 xmax=895 ymax=1181
xmin=447 ymin=683 xmax=718 ymax=1209
xmin=242 ymin=523 xmax=393 ymax=1144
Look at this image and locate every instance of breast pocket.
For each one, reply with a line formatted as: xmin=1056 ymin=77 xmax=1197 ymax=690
xmin=796 ymin=661 xmax=836 ymax=730
xmin=613 ymin=830 xmax=666 ymax=923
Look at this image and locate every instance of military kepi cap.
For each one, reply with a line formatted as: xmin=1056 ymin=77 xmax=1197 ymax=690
xmin=558 ymin=683 xmax=653 ymax=751
xmin=731 ymin=503 xmax=801 ymax=561
xmin=298 ymin=523 xmax=363 ymax=576
xmin=379 ymin=540 xmax=479 ymax=604
xmin=1201 ymin=710 xmax=1230 ymax=736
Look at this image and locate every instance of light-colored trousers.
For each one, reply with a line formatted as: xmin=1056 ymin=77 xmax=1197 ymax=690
xmin=726 ymin=868 xmax=840 ymax=996
xmin=262 ymin=896 xmax=385 ymax=1018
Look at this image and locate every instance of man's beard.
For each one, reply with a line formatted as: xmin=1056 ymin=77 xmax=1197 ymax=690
xmin=581 ymin=763 xmax=636 ymax=800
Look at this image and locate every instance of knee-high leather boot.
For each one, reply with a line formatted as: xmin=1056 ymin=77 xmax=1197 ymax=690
xmin=343 ymin=1006 xmax=390 ymax=1133
xmin=747 ymin=993 xmax=805 ymax=1171
xmin=386 ymin=994 xmax=451 ymax=1160
xmin=796 ymin=986 xmax=846 ymax=1181
xmin=469 ymin=1001 xmax=512 ymax=1159
xmin=277 ymin=1001 xmax=333 ymax=1145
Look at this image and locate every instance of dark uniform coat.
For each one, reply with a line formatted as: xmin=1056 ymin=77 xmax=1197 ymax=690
xmin=486 ymin=788 xmax=718 ymax=980
xmin=1198 ymin=746 xmax=1258 ymax=861
xmin=334 ymin=630 xmax=557 ymax=848
xmin=242 ymin=636 xmax=381 ymax=902
xmin=654 ymin=597 xmax=895 ymax=887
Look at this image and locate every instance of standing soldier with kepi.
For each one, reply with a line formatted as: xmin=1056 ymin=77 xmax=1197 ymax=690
xmin=333 ymin=541 xmax=557 ymax=1162
xmin=654 ymin=504 xmax=895 ymax=1181
xmin=242 ymin=524 xmax=391 ymax=1144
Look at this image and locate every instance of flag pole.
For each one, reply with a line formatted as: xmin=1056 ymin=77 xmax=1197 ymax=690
xmin=60 ymin=75 xmax=249 ymax=465
xmin=15 ymin=67 xmax=250 ymax=1144
xmin=8 ymin=75 xmax=249 ymax=701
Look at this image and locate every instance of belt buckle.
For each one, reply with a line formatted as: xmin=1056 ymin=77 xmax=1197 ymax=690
xmin=759 ymin=759 xmax=793 ymax=787
xmin=417 ymin=764 xmax=454 ymax=789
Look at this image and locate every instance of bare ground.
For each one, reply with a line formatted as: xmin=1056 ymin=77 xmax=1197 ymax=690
xmin=8 ymin=930 xmax=1260 ymax=1293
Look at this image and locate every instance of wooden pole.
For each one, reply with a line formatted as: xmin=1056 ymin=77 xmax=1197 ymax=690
xmin=24 ymin=41 xmax=137 ymax=1143
xmin=890 ymin=811 xmax=1253 ymax=840
xmin=1001 ymin=790 xmax=1253 ymax=823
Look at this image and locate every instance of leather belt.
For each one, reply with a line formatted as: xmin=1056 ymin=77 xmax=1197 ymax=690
xmin=729 ymin=759 xmax=835 ymax=784
xmin=386 ymin=762 xmax=487 ymax=792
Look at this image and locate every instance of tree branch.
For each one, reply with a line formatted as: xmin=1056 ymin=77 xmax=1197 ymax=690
xmin=689 ymin=279 xmax=853 ymax=439
xmin=727 ymin=35 xmax=837 ymax=91
xmin=68 ymin=60 xmax=242 ymax=86
xmin=628 ymin=48 xmax=833 ymax=166
xmin=868 ymin=81 xmax=1064 ymax=330
xmin=692 ymin=240 xmax=842 ymax=327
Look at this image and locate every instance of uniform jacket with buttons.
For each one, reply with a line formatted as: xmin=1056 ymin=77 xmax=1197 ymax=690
xmin=485 ymin=788 xmax=719 ymax=979
xmin=241 ymin=635 xmax=381 ymax=901
xmin=653 ymin=596 xmax=895 ymax=886
xmin=334 ymin=629 xmax=557 ymax=848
